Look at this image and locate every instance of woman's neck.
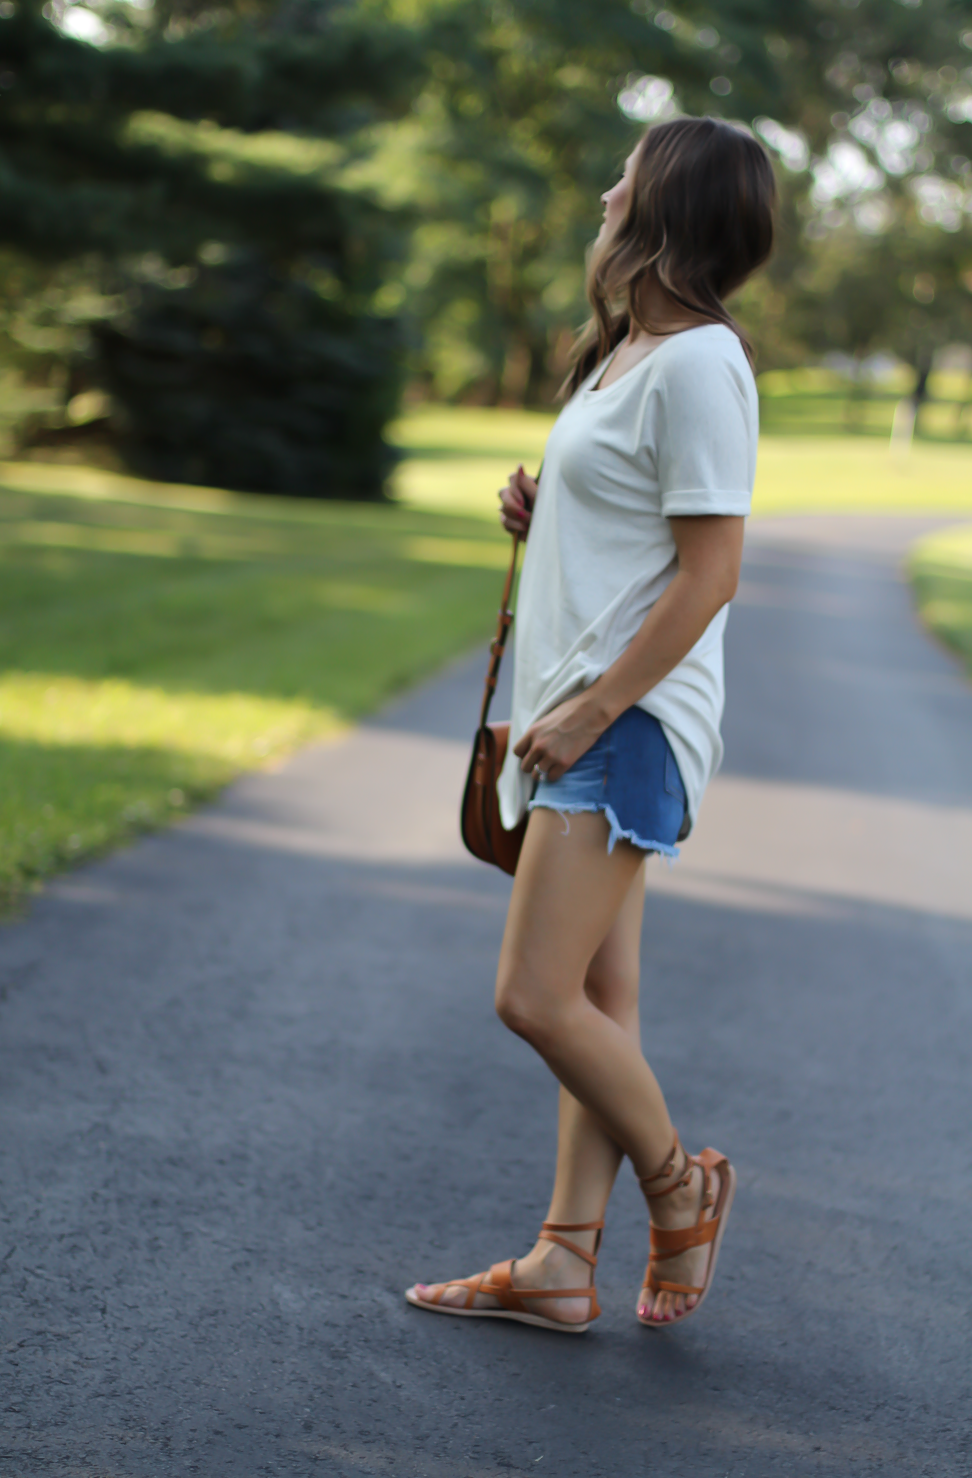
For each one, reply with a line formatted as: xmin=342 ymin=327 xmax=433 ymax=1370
xmin=628 ymin=277 xmax=705 ymax=343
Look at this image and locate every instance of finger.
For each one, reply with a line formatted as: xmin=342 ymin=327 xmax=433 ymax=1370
xmin=512 ymin=730 xmax=532 ymax=759
xmin=517 ymin=739 xmax=541 ymax=773
xmin=519 ymin=739 xmax=549 ymax=775
xmin=498 ymin=488 xmax=530 ymax=533
xmin=499 ymin=485 xmax=527 ymax=515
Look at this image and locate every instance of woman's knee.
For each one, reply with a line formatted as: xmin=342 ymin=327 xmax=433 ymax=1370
xmin=495 ymin=963 xmax=564 ymax=1048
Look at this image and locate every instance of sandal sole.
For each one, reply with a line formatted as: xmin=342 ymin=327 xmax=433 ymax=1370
xmin=405 ymin=1288 xmax=590 ymax=1334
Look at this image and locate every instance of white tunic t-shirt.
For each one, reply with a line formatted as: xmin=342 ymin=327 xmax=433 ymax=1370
xmin=497 ymin=322 xmax=758 ymax=835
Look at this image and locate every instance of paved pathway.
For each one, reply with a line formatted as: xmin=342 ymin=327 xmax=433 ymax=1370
xmin=2 ymin=516 xmax=971 ymax=1478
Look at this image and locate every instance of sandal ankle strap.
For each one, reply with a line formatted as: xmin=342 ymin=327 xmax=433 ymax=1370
xmin=638 ymin=1134 xmax=694 ymax=1200
xmin=538 ymin=1217 xmax=604 ymax=1265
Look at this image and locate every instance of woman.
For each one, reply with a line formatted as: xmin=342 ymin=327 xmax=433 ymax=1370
xmin=406 ymin=116 xmax=775 ymax=1331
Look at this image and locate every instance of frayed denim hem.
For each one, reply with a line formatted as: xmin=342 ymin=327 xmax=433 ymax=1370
xmin=528 ymin=798 xmax=680 ymax=860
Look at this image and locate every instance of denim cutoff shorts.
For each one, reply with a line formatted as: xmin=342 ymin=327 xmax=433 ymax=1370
xmin=529 ymin=706 xmax=687 ymax=858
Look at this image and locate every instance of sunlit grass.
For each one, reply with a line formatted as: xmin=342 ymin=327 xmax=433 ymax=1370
xmin=391 ymin=405 xmax=554 ymax=517
xmin=0 ymin=673 xmax=331 ymax=757
xmin=0 ymin=676 xmax=334 ymax=898
xmin=752 ymin=438 xmax=972 ymax=516
xmin=390 ymin=405 xmax=972 ymax=520
xmin=0 ymin=461 xmax=508 ymax=911
xmin=909 ymin=524 xmax=972 ymax=678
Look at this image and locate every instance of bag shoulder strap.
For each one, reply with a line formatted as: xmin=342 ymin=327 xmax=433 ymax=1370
xmin=478 ymin=533 xmax=521 ymax=730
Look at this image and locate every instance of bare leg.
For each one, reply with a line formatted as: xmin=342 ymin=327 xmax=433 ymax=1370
xmin=495 ymin=809 xmax=675 ymax=1172
xmin=549 ymin=861 xmax=645 ymax=1209
xmin=508 ymin=868 xmax=647 ymax=1321
xmin=412 ymin=858 xmax=646 ymax=1321
xmin=539 ymin=864 xmax=722 ymax=1327
xmin=410 ymin=809 xmax=718 ymax=1324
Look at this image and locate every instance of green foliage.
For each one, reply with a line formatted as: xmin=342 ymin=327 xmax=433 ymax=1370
xmin=368 ymin=0 xmax=792 ymax=402
xmin=781 ymin=212 xmax=972 ymax=369
xmin=3 ymin=0 xmax=972 ymax=425
xmin=93 ymin=256 xmax=404 ymax=496
xmin=741 ymin=0 xmax=972 ymax=374
xmin=0 ymin=1 xmax=423 ymax=261
xmin=367 ymin=0 xmax=972 ymax=398
xmin=764 ymin=0 xmax=972 ymax=150
xmin=0 ymin=0 xmax=422 ymax=495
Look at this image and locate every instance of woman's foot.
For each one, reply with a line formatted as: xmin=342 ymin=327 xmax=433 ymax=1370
xmin=407 ymin=1227 xmax=599 ymax=1326
xmin=638 ymin=1157 xmax=722 ymax=1323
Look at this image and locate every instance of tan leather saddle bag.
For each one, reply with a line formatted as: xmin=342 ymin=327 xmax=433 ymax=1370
xmin=460 ymin=534 xmax=527 ymax=875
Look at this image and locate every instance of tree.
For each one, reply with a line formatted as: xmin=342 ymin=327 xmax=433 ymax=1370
xmin=734 ymin=0 xmax=972 ymax=382
xmin=369 ymin=0 xmax=972 ymax=401
xmin=6 ymin=0 xmax=971 ymax=433
xmin=0 ymin=0 xmax=423 ymax=494
xmin=360 ymin=0 xmax=796 ymax=403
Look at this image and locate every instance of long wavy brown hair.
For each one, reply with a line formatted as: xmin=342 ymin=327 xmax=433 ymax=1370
xmin=565 ymin=116 xmax=776 ymax=396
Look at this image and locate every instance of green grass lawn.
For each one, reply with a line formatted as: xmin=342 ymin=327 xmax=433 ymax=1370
xmin=909 ymin=525 xmax=972 ymax=680
xmin=391 ymin=405 xmax=972 ymax=519
xmin=0 ymin=459 xmax=510 ymax=911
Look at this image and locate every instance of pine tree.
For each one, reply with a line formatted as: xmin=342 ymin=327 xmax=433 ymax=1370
xmin=0 ymin=0 xmax=423 ymax=495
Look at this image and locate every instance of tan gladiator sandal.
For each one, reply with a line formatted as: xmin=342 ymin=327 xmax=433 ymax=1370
xmin=636 ymin=1134 xmax=736 ymax=1330
xmin=405 ymin=1219 xmax=604 ymax=1334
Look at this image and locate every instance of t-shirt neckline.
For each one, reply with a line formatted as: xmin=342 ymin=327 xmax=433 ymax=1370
xmin=585 ymin=322 xmax=719 ymax=396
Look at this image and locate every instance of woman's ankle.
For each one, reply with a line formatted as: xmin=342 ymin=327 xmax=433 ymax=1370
xmin=541 ymin=1223 xmax=600 ymax=1254
xmin=520 ymin=1238 xmax=592 ymax=1283
xmin=643 ymin=1162 xmax=703 ymax=1226
xmin=638 ymin=1134 xmax=692 ymax=1201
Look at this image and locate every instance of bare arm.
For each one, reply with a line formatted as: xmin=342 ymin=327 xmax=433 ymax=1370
xmin=513 ymin=515 xmax=745 ymax=780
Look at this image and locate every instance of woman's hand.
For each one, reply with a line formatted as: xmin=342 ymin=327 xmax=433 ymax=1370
xmin=499 ymin=465 xmax=537 ymax=536
xmin=513 ymin=692 xmax=608 ymax=783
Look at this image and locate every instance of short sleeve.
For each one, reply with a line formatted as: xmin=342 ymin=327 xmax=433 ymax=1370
xmin=656 ymin=336 xmax=756 ymax=518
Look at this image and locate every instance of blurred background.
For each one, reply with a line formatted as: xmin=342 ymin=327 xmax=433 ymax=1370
xmin=3 ymin=0 xmax=972 ymax=908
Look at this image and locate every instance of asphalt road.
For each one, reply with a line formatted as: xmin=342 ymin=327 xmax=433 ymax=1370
xmin=2 ymin=515 xmax=971 ymax=1478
